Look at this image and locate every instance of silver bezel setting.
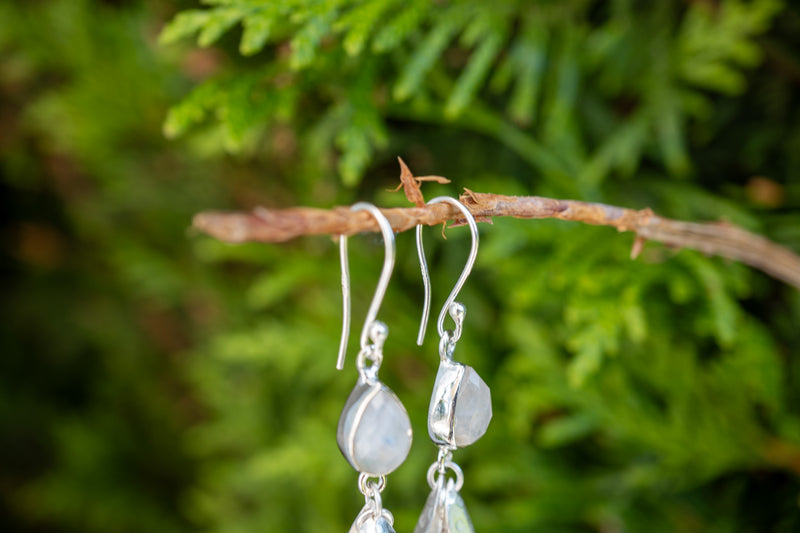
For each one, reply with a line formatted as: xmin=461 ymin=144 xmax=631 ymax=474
xmin=428 ymin=359 xmax=466 ymax=448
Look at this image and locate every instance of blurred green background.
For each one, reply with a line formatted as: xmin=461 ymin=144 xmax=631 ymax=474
xmin=2 ymin=1 xmax=800 ymax=532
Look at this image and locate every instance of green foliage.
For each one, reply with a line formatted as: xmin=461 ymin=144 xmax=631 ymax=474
xmin=2 ymin=1 xmax=800 ymax=533
xmin=159 ymin=0 xmax=785 ymax=189
xmin=678 ymin=0 xmax=783 ymax=94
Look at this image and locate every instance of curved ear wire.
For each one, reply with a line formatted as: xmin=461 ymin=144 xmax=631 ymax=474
xmin=337 ymin=203 xmax=396 ymax=370
xmin=338 ymin=233 xmax=351 ymax=370
xmin=416 ymin=196 xmax=479 ymax=345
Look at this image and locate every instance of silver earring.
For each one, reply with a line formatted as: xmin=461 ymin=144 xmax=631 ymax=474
xmin=414 ymin=197 xmax=491 ymax=533
xmin=337 ymin=202 xmax=413 ymax=533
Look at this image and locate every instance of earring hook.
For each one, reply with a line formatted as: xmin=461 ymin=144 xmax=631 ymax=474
xmin=416 ymin=196 xmax=479 ymax=345
xmin=337 ymin=202 xmax=396 ymax=370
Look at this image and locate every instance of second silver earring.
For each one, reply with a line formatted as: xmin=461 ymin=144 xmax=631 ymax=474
xmin=414 ymin=197 xmax=492 ymax=533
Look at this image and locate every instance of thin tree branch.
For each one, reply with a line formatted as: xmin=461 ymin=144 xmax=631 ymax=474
xmin=193 ymin=194 xmax=800 ymax=289
xmin=192 ymin=160 xmax=800 ymax=290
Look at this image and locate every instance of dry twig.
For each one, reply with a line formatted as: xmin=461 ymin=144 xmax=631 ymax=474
xmin=192 ymin=159 xmax=800 ymax=290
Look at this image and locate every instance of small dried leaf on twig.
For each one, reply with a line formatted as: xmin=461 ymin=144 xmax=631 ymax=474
xmin=387 ymin=175 xmax=450 ymax=191
xmin=630 ymin=235 xmax=646 ymax=260
xmin=416 ymin=175 xmax=451 ymax=184
xmin=461 ymin=188 xmax=480 ymax=203
xmin=397 ymin=156 xmax=424 ymax=206
xmin=391 ymin=157 xmax=452 ymax=206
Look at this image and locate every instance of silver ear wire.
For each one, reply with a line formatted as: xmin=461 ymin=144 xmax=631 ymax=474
xmin=338 ymin=234 xmax=351 ymax=370
xmin=337 ymin=203 xmax=396 ymax=370
xmin=416 ymin=197 xmax=479 ymax=345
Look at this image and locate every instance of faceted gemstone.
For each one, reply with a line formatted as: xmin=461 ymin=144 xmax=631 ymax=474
xmin=452 ymin=366 xmax=492 ymax=448
xmin=414 ymin=478 xmax=475 ymax=533
xmin=428 ymin=361 xmax=492 ymax=448
xmin=338 ymin=379 xmax=413 ymax=476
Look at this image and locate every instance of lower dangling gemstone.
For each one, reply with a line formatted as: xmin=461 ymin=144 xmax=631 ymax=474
xmin=349 ymin=505 xmax=396 ymax=533
xmin=414 ymin=477 xmax=475 ymax=533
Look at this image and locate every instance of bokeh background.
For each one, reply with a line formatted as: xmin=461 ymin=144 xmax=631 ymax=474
xmin=2 ymin=1 xmax=800 ymax=532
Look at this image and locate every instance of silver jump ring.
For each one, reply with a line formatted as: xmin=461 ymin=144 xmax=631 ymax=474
xmin=426 ymin=460 xmax=464 ymax=492
xmin=356 ymin=346 xmax=383 ymax=379
xmin=365 ymin=484 xmax=383 ymax=515
xmin=358 ymin=473 xmax=387 ymax=495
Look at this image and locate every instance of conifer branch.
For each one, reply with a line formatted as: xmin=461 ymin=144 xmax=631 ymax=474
xmin=192 ymin=160 xmax=800 ymax=290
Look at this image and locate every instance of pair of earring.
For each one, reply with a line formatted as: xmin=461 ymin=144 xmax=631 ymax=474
xmin=336 ymin=198 xmax=493 ymax=533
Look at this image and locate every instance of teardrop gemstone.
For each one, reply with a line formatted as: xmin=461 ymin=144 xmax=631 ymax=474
xmin=414 ymin=477 xmax=475 ymax=533
xmin=428 ymin=360 xmax=492 ymax=448
xmin=338 ymin=379 xmax=413 ymax=476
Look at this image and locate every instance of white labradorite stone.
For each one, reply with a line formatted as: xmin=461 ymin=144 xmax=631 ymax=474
xmin=414 ymin=478 xmax=474 ymax=533
xmin=452 ymin=366 xmax=492 ymax=448
xmin=337 ymin=380 xmax=413 ymax=476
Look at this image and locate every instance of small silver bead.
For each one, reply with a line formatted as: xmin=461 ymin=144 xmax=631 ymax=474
xmin=449 ymin=302 xmax=466 ymax=323
xmin=369 ymin=321 xmax=389 ymax=345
